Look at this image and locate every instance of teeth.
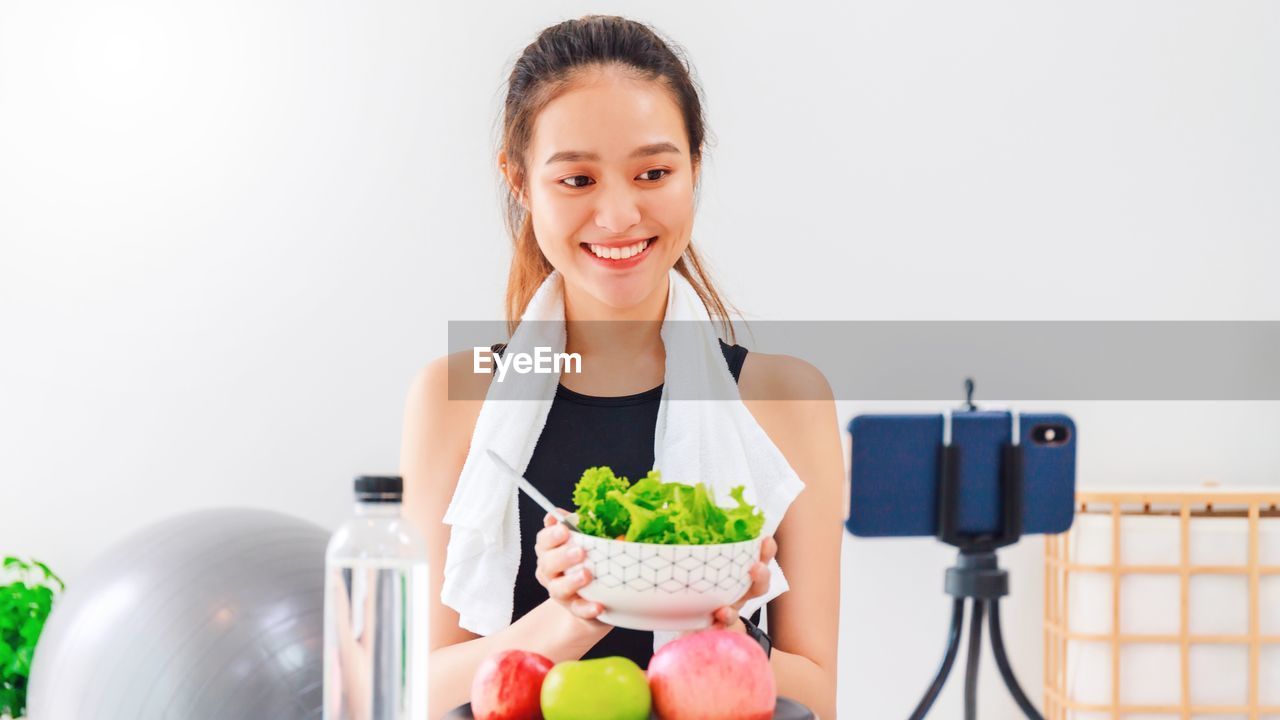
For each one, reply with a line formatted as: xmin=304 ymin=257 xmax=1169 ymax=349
xmin=589 ymin=238 xmax=651 ymax=260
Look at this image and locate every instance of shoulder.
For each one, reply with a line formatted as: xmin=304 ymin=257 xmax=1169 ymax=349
xmin=736 ymin=352 xmax=839 ymax=476
xmin=403 ymin=350 xmax=496 ymax=450
xmin=400 ymin=351 xmax=494 ymax=524
xmin=737 ymin=351 xmax=833 ymax=403
xmin=409 ymin=349 xmax=496 ymax=402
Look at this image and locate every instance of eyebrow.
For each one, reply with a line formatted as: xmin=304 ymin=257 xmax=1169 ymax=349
xmin=544 ymin=142 xmax=681 ymax=165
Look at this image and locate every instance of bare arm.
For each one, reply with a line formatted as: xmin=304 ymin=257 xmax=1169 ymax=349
xmin=399 ymin=354 xmax=611 ymax=718
xmin=741 ymin=353 xmax=845 ymax=720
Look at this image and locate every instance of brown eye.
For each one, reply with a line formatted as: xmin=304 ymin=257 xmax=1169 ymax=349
xmin=639 ymin=169 xmax=670 ymax=181
xmin=561 ymin=175 xmax=593 ymax=189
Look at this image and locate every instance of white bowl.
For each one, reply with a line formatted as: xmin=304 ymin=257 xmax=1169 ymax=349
xmin=568 ymin=532 xmax=763 ymax=631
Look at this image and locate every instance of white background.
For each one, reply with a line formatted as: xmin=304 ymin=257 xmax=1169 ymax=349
xmin=2 ymin=1 xmax=1278 ymax=717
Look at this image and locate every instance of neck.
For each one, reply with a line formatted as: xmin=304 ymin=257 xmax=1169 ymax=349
xmin=562 ymin=274 xmax=669 ymax=358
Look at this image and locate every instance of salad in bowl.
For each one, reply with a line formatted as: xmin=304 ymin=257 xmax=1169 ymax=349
xmin=565 ymin=466 xmax=766 ymax=631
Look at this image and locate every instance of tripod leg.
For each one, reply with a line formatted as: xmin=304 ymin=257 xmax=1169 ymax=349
xmin=907 ymin=598 xmax=965 ymax=720
xmin=964 ymin=600 xmax=984 ymax=720
xmin=988 ymin=598 xmax=1045 ymax=720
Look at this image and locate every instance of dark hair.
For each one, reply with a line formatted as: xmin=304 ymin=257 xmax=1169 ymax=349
xmin=498 ymin=14 xmax=736 ymax=341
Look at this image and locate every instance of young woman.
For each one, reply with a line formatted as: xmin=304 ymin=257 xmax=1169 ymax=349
xmin=401 ymin=15 xmax=844 ymax=718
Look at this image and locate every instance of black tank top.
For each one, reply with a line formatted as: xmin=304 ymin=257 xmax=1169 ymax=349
xmin=490 ymin=339 xmax=751 ymax=669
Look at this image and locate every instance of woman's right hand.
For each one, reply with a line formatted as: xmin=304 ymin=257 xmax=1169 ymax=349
xmin=534 ymin=509 xmax=609 ymax=627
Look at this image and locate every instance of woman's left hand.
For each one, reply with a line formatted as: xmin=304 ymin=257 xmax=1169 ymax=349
xmin=708 ymin=535 xmax=777 ymax=631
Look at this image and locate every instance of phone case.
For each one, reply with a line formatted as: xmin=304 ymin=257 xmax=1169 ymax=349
xmin=845 ymin=411 xmax=1076 ymax=538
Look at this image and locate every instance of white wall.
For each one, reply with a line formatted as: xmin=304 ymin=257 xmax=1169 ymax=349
xmin=1 ymin=1 xmax=1277 ymax=717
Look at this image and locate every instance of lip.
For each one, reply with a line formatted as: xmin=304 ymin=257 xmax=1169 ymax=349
xmin=580 ymin=236 xmax=657 ymax=270
xmin=586 ymin=236 xmax=653 ymax=248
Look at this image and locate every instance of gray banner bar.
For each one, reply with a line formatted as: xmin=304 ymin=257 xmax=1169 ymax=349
xmin=447 ymin=321 xmax=1280 ymax=400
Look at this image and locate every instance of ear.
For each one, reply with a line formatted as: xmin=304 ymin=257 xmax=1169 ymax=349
xmin=498 ymin=151 xmax=528 ymax=210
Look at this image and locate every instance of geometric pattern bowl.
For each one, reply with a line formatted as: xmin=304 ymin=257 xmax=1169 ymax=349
xmin=569 ymin=532 xmax=762 ymax=631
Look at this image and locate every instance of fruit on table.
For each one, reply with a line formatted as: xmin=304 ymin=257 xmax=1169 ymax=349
xmin=540 ymin=656 xmax=651 ymax=720
xmin=471 ymin=649 xmax=555 ymax=720
xmin=647 ymin=629 xmax=776 ymax=720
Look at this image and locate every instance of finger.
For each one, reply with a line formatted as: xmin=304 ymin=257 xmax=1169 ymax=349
xmin=537 ymin=542 xmax=586 ymax=579
xmin=710 ymin=607 xmax=727 ymax=627
xmin=727 ymin=562 xmax=771 ymax=616
xmin=547 ymin=574 xmax=584 ymax=602
xmin=760 ymin=535 xmax=777 ymax=563
xmin=746 ymin=561 xmax=771 ymax=598
xmin=711 ymin=605 xmax=745 ymax=628
xmin=554 ymin=507 xmax=581 ymax=527
xmin=714 ymin=606 xmax=738 ymax=627
xmin=569 ymin=597 xmax=603 ymax=619
xmin=546 ymin=566 xmax=591 ymax=602
xmin=535 ymin=523 xmax=570 ymax=553
xmin=541 ymin=511 xmax=575 ymax=539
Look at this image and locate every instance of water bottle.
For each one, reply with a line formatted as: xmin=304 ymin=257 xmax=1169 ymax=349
xmin=324 ymin=475 xmax=429 ymax=720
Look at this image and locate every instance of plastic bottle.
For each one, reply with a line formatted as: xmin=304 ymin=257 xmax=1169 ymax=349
xmin=324 ymin=475 xmax=429 ymax=720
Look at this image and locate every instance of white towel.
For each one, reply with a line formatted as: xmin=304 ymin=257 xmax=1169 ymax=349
xmin=440 ymin=267 xmax=806 ymax=653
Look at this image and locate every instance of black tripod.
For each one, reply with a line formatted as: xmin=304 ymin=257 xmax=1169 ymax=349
xmin=908 ymin=391 xmax=1044 ymax=720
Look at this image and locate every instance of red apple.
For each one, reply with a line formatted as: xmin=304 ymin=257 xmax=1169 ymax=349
xmin=471 ymin=649 xmax=555 ymax=720
xmin=646 ymin=629 xmax=776 ymax=720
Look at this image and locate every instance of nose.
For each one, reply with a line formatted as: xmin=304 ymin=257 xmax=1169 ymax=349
xmin=593 ymin=181 xmax=642 ymax=234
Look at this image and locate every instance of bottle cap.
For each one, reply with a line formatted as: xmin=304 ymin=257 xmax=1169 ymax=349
xmin=354 ymin=475 xmax=403 ymax=503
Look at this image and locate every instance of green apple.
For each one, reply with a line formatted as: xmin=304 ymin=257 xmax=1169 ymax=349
xmin=540 ymin=656 xmax=651 ymax=720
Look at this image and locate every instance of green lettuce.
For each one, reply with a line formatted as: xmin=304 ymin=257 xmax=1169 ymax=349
xmin=571 ymin=466 xmax=765 ymax=544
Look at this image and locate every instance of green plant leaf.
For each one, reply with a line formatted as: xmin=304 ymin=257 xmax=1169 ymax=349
xmin=33 ymin=560 xmax=63 ymax=590
xmin=5 ymin=646 xmax=29 ymax=678
xmin=31 ymin=586 xmax=53 ymax=612
xmin=19 ymin=617 xmax=44 ymax=646
xmin=0 ymin=556 xmax=61 ymax=718
xmin=571 ymin=468 xmax=765 ymax=545
xmin=572 ymin=466 xmax=632 ymax=539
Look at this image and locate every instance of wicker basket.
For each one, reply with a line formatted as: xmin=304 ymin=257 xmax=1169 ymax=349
xmin=1044 ymin=487 xmax=1280 ymax=719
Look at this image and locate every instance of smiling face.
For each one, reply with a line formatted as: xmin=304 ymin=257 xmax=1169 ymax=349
xmin=510 ymin=66 xmax=698 ymax=313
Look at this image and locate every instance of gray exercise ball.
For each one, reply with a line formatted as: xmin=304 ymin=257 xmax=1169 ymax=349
xmin=28 ymin=507 xmax=327 ymax=720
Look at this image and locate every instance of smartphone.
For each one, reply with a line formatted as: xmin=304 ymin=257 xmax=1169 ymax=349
xmin=845 ymin=411 xmax=1076 ymax=538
